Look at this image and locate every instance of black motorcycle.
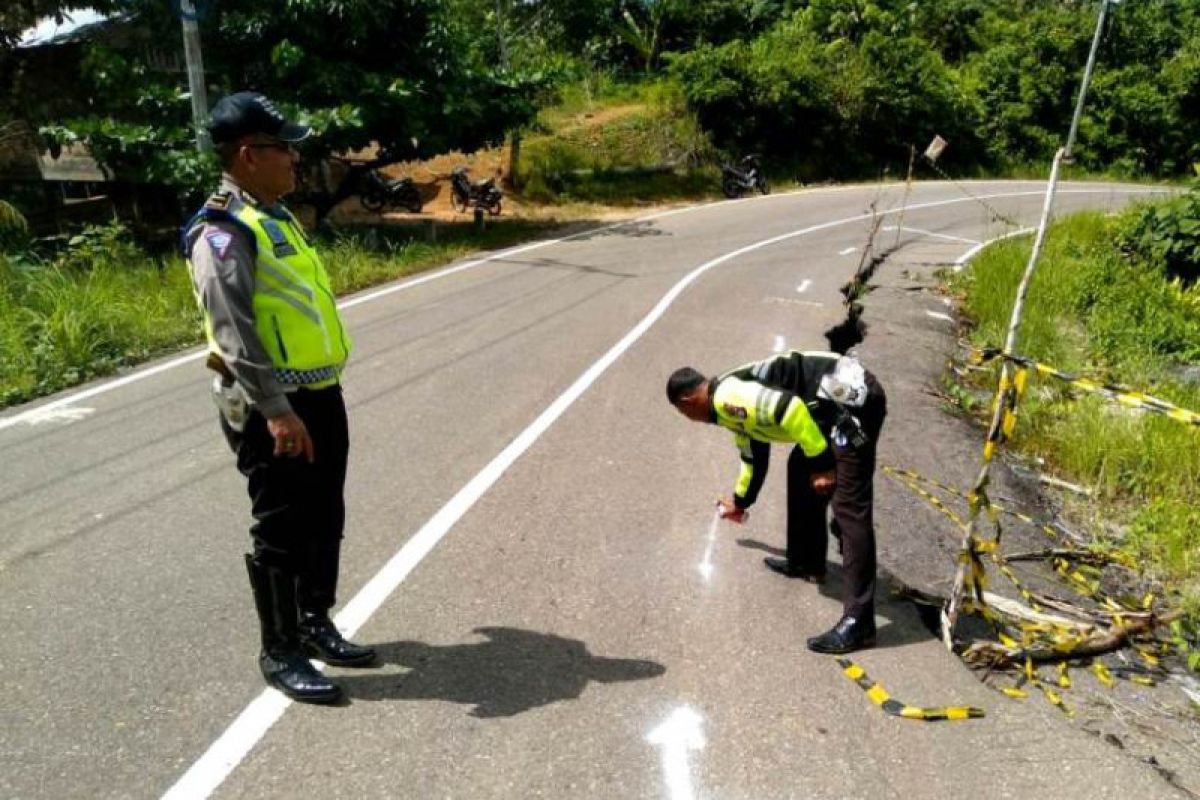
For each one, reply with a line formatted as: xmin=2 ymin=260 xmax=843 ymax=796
xmin=450 ymin=167 xmax=503 ymax=216
xmin=720 ymin=155 xmax=770 ymax=199
xmin=359 ymin=169 xmax=423 ymax=214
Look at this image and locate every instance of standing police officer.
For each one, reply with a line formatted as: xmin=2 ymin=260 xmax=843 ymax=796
xmin=183 ymin=92 xmax=375 ymax=703
xmin=667 ymin=350 xmax=887 ymax=654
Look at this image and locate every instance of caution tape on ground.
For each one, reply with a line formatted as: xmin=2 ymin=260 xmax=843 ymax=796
xmin=972 ymin=348 xmax=1200 ymax=427
xmin=884 ymin=465 xmax=1063 ymax=543
xmin=836 ymin=659 xmax=985 ymax=721
xmin=883 ymin=464 xmax=1148 ymax=615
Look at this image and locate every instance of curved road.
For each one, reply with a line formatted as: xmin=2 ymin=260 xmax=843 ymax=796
xmin=0 ymin=181 xmax=1176 ymax=799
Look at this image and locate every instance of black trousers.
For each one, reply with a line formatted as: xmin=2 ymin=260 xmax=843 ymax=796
xmin=786 ymin=377 xmax=887 ymax=619
xmin=221 ymin=385 xmax=349 ymax=614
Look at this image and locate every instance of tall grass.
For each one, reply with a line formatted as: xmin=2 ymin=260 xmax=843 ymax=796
xmin=0 ymin=219 xmax=561 ymax=409
xmin=0 ymin=224 xmax=198 ymax=406
xmin=952 ymin=210 xmax=1200 ymax=611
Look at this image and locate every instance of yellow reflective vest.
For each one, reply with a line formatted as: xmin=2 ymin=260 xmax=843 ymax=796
xmin=188 ymin=193 xmax=351 ymax=391
xmin=711 ymin=374 xmax=833 ymax=509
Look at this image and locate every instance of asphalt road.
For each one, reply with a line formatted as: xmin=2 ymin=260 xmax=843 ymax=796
xmin=0 ymin=181 xmax=1179 ymax=800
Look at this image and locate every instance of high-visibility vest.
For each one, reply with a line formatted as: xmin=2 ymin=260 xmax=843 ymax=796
xmin=186 ymin=193 xmax=351 ymax=389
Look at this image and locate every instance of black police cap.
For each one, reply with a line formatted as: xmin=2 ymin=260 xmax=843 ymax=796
xmin=207 ymin=92 xmax=311 ymax=145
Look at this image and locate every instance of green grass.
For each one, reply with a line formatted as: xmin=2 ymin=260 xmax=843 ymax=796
xmin=0 ymin=218 xmax=560 ymax=409
xmin=951 ymin=209 xmax=1200 ymax=614
xmin=521 ymin=78 xmax=716 ymax=204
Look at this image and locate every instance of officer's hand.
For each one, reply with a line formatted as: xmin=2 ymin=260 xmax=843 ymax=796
xmin=716 ymin=497 xmax=747 ymax=524
xmin=268 ymin=412 xmax=315 ymax=462
xmin=810 ymin=470 xmax=836 ymax=496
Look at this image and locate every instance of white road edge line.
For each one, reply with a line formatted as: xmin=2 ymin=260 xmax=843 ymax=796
xmin=883 ymin=224 xmax=981 ymax=245
xmin=158 ymin=186 xmax=1170 ymax=800
xmin=953 ymin=227 xmax=1036 ymax=271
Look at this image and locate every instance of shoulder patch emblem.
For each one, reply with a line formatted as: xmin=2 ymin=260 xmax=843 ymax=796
xmin=205 ymin=230 xmax=233 ymax=259
xmin=204 ymin=191 xmax=233 ymax=211
xmin=722 ymin=402 xmax=748 ymax=420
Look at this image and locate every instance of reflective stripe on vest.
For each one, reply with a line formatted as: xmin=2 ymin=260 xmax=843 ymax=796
xmin=209 ymin=203 xmax=351 ymax=389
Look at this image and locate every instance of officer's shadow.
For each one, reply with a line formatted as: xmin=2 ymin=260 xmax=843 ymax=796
xmin=337 ymin=627 xmax=665 ymax=717
xmin=737 ymin=538 xmax=936 ymax=650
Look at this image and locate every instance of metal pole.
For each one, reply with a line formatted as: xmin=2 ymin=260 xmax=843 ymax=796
xmin=179 ymin=0 xmax=211 ymax=152
xmin=1065 ymin=0 xmax=1112 ymax=159
xmin=941 ymin=0 xmax=1115 ymax=647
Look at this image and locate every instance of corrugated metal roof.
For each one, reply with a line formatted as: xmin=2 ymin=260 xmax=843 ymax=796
xmin=18 ymin=8 xmax=122 ymax=49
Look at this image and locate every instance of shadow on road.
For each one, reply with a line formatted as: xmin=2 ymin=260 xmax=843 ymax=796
xmin=567 ymin=219 xmax=669 ymax=241
xmin=735 ymin=537 xmax=936 ymax=650
xmin=338 ymin=626 xmax=665 ymax=717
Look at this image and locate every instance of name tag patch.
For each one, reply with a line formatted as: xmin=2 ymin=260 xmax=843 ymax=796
xmin=262 ymin=219 xmax=298 ymax=257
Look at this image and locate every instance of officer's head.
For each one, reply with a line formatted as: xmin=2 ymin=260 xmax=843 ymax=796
xmin=667 ymin=367 xmax=711 ymax=423
xmin=208 ymin=92 xmax=310 ymax=202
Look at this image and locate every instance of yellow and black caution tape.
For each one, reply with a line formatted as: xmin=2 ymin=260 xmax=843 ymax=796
xmin=973 ymin=348 xmax=1200 ymax=427
xmin=983 ymin=364 xmax=1031 ymax=462
xmin=883 ymin=465 xmax=1063 ymax=543
xmin=884 ymin=464 xmax=1145 ymax=617
xmin=836 ymin=659 xmax=985 ymax=721
xmin=1091 ymin=659 xmax=1115 ymax=688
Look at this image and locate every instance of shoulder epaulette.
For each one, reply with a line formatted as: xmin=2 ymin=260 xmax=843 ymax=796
xmin=205 ymin=190 xmax=234 ymax=211
xmin=180 ymin=193 xmax=256 ymax=258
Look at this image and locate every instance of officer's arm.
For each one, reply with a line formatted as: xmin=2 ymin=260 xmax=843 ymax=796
xmin=775 ymin=393 xmax=835 ymax=472
xmin=732 ymin=433 xmax=771 ymax=510
xmin=188 ymin=222 xmax=291 ymax=418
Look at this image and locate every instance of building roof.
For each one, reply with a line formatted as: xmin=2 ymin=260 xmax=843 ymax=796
xmin=18 ymin=8 xmax=123 ymax=49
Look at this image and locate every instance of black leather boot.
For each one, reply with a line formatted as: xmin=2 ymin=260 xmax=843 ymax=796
xmin=299 ymin=613 xmax=377 ymax=667
xmin=763 ymin=557 xmax=825 ymax=583
xmin=245 ymin=556 xmax=342 ymax=703
xmin=806 ymin=615 xmax=877 ymax=654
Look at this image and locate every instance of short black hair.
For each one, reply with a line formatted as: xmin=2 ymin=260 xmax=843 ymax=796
xmin=666 ymin=367 xmax=706 ymax=404
xmin=216 ymin=141 xmax=241 ymax=170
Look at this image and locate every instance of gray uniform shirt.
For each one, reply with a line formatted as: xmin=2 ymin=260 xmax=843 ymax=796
xmin=185 ymin=175 xmax=292 ymax=418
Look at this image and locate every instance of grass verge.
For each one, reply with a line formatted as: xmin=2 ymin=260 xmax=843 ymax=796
xmin=949 ymin=209 xmax=1200 ymax=616
xmin=0 ymin=217 xmax=564 ymax=409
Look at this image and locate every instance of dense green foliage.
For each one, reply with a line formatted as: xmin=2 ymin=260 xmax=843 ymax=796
xmin=669 ymin=0 xmax=1200 ymax=177
xmin=952 ymin=195 xmax=1200 ymax=611
xmin=3 ymin=0 xmax=547 ymax=194
xmin=1119 ymin=186 xmax=1200 ymax=285
xmin=4 ymin=1 xmax=1198 ymax=199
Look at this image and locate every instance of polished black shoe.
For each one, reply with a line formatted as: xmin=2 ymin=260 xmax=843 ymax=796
xmin=763 ymin=557 xmax=825 ymax=584
xmin=260 ymin=651 xmax=343 ymax=704
xmin=806 ymin=615 xmax=876 ymax=654
xmin=299 ymin=614 xmax=377 ymax=667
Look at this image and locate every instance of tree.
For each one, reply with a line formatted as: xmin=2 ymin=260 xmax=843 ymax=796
xmin=3 ymin=1 xmax=546 ymax=218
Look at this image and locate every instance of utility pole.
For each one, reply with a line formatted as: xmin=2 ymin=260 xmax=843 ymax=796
xmin=179 ymin=0 xmax=211 ymax=152
xmin=942 ymin=0 xmax=1117 ymax=646
xmin=1065 ymin=0 xmax=1115 ymax=159
xmin=495 ymin=0 xmax=521 ymax=187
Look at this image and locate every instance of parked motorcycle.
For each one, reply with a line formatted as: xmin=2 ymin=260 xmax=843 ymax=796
xmin=450 ymin=167 xmax=503 ymax=216
xmin=720 ymin=155 xmax=770 ymax=199
xmin=358 ymin=169 xmax=423 ymax=214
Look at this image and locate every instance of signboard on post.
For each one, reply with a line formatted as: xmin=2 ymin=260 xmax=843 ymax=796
xmin=923 ymin=135 xmax=948 ymax=164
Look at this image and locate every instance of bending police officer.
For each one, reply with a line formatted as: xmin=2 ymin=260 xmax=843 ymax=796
xmin=666 ymin=350 xmax=887 ymax=654
xmin=183 ymin=92 xmax=376 ymax=703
